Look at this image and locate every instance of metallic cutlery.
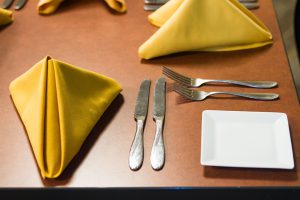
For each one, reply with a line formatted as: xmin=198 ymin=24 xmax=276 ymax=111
xmin=1 ymin=0 xmax=27 ymax=10
xmin=174 ymin=84 xmax=279 ymax=101
xmin=151 ymin=77 xmax=166 ymax=170
xmin=144 ymin=0 xmax=259 ymax=11
xmin=14 ymin=0 xmax=27 ymax=10
xmin=163 ymin=66 xmax=278 ymax=89
xmin=129 ymin=80 xmax=151 ymax=171
xmin=1 ymin=0 xmax=13 ymax=8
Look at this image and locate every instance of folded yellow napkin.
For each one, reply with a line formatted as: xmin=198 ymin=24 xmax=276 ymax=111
xmin=38 ymin=0 xmax=126 ymax=14
xmin=138 ymin=0 xmax=273 ymax=59
xmin=9 ymin=56 xmax=122 ymax=178
xmin=0 ymin=8 xmax=13 ymax=26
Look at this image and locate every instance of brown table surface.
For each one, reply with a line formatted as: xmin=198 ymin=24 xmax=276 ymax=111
xmin=0 ymin=0 xmax=299 ymax=188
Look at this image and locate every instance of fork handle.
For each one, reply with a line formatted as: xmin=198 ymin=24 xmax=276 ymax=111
xmin=209 ymin=91 xmax=279 ymax=100
xmin=204 ymin=79 xmax=277 ymax=89
xmin=151 ymin=119 xmax=165 ymax=170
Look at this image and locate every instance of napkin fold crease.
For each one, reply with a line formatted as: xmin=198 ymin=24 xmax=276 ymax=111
xmin=138 ymin=0 xmax=273 ymax=59
xmin=9 ymin=56 xmax=122 ymax=178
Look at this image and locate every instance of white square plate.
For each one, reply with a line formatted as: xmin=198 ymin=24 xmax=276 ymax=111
xmin=201 ymin=110 xmax=294 ymax=169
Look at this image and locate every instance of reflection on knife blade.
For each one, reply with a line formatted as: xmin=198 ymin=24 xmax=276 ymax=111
xmin=14 ymin=0 xmax=27 ymax=10
xmin=129 ymin=79 xmax=151 ymax=171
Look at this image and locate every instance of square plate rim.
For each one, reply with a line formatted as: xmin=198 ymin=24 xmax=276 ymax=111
xmin=200 ymin=110 xmax=294 ymax=170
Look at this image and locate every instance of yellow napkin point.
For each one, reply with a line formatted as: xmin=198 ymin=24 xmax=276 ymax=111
xmin=104 ymin=0 xmax=127 ymax=13
xmin=0 ymin=8 xmax=13 ymax=26
xmin=139 ymin=0 xmax=273 ymax=59
xmin=148 ymin=0 xmax=183 ymax=27
xmin=38 ymin=0 xmax=64 ymax=15
xmin=38 ymin=0 xmax=127 ymax=15
xmin=9 ymin=56 xmax=122 ymax=178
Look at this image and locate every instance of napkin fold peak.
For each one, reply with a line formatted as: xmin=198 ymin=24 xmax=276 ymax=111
xmin=9 ymin=56 xmax=122 ymax=178
xmin=0 ymin=8 xmax=13 ymax=26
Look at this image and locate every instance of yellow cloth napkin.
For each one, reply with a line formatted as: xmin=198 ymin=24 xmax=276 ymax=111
xmin=9 ymin=56 xmax=122 ymax=178
xmin=0 ymin=8 xmax=13 ymax=26
xmin=138 ymin=0 xmax=273 ymax=59
xmin=38 ymin=0 xmax=126 ymax=14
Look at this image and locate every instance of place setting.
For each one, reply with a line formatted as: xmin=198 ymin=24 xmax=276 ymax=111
xmin=129 ymin=0 xmax=295 ymax=173
xmin=161 ymin=67 xmax=294 ymax=170
xmin=1 ymin=0 xmax=296 ymax=185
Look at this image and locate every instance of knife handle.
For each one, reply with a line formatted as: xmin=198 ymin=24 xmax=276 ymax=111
xmin=150 ymin=119 xmax=165 ymax=170
xmin=129 ymin=119 xmax=145 ymax=171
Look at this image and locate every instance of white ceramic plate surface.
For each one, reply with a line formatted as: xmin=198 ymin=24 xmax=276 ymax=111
xmin=201 ymin=110 xmax=294 ymax=169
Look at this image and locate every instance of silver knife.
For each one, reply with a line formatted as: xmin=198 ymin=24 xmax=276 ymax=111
xmin=1 ymin=0 xmax=14 ymax=9
xmin=150 ymin=77 xmax=166 ymax=170
xmin=129 ymin=79 xmax=151 ymax=171
xmin=14 ymin=0 xmax=27 ymax=10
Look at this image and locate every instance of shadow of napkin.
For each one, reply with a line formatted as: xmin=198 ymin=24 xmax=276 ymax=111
xmin=9 ymin=56 xmax=122 ymax=179
xmin=138 ymin=0 xmax=273 ymax=59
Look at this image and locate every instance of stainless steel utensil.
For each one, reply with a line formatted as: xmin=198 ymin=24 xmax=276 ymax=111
xmin=1 ymin=0 xmax=27 ymax=10
xmin=144 ymin=0 xmax=259 ymax=11
xmin=1 ymin=0 xmax=13 ymax=9
xmin=163 ymin=66 xmax=278 ymax=89
xmin=145 ymin=0 xmax=168 ymax=4
xmin=241 ymin=2 xmax=259 ymax=9
xmin=144 ymin=4 xmax=162 ymax=11
xmin=129 ymin=80 xmax=151 ymax=171
xmin=174 ymin=84 xmax=279 ymax=101
xmin=14 ymin=0 xmax=27 ymax=10
xmin=151 ymin=77 xmax=166 ymax=170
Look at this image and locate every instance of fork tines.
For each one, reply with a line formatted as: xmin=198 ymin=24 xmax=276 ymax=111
xmin=174 ymin=83 xmax=193 ymax=100
xmin=163 ymin=66 xmax=192 ymax=86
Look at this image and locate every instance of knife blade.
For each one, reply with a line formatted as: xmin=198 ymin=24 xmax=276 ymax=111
xmin=129 ymin=79 xmax=151 ymax=171
xmin=1 ymin=0 xmax=14 ymax=9
xmin=14 ymin=0 xmax=27 ymax=10
xmin=150 ymin=77 xmax=166 ymax=170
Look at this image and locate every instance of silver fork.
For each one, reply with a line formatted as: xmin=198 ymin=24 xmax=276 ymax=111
xmin=163 ymin=67 xmax=277 ymax=89
xmin=174 ymin=84 xmax=279 ymax=101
